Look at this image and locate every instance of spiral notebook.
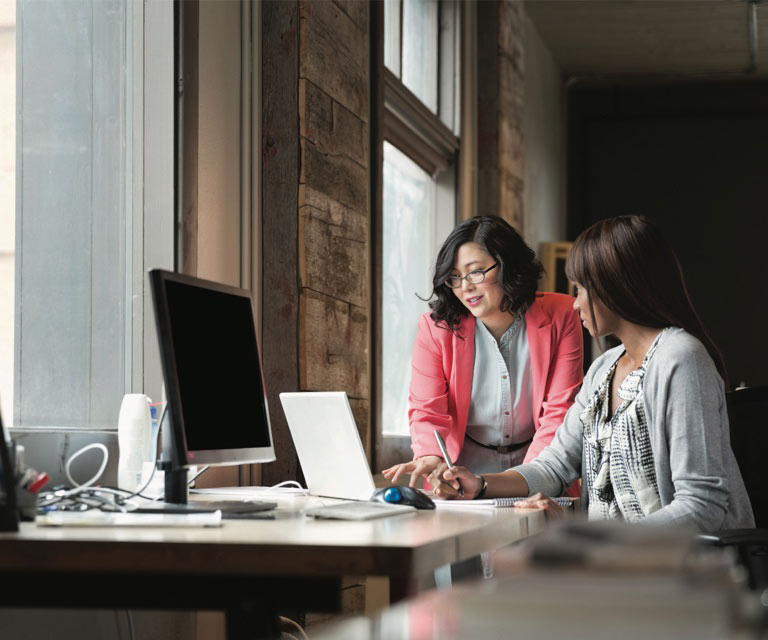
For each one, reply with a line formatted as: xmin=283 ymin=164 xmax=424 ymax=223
xmin=434 ymin=496 xmax=573 ymax=509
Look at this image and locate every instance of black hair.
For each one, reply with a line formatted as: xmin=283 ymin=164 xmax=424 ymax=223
xmin=566 ymin=215 xmax=728 ymax=386
xmin=428 ymin=216 xmax=543 ymax=333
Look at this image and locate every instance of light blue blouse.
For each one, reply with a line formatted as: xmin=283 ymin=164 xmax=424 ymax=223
xmin=455 ymin=315 xmax=534 ymax=474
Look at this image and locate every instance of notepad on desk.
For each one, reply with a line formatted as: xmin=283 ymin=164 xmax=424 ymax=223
xmin=434 ymin=497 xmax=573 ymax=509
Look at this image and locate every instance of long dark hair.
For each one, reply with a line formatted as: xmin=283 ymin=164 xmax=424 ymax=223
xmin=428 ymin=216 xmax=543 ymax=332
xmin=565 ymin=215 xmax=728 ymax=385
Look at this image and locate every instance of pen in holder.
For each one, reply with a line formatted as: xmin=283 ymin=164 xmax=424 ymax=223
xmin=13 ymin=444 xmax=49 ymax=521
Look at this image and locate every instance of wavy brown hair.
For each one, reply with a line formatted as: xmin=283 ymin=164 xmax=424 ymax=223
xmin=428 ymin=216 xmax=543 ymax=333
xmin=565 ymin=215 xmax=728 ymax=386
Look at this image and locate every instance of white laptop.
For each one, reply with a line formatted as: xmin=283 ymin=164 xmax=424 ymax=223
xmin=278 ymin=391 xmax=378 ymax=501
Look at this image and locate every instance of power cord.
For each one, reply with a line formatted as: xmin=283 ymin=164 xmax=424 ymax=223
xmin=118 ymin=402 xmax=211 ymax=504
xmin=187 ymin=465 xmax=210 ymax=485
xmin=189 ymin=480 xmax=310 ymax=501
xmin=38 ymin=401 xmax=300 ymax=513
xmin=279 ymin=615 xmax=309 ymax=640
xmin=39 ymin=402 xmax=169 ymax=513
xmin=254 ymin=480 xmax=309 ymax=497
xmin=37 ymin=443 xmax=123 ymax=512
xmin=65 ymin=442 xmax=109 ymax=488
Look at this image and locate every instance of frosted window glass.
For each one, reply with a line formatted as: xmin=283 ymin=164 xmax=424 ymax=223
xmin=15 ymin=1 xmax=129 ymax=427
xmin=402 ymin=0 xmax=438 ymax=113
xmin=384 ymin=0 xmax=401 ymax=77
xmin=382 ymin=142 xmax=436 ymax=436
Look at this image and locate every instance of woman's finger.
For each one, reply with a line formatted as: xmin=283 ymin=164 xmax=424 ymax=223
xmin=428 ymin=466 xmax=464 ymax=499
xmin=390 ymin=463 xmax=413 ymax=484
xmin=513 ymin=493 xmax=564 ymax=518
xmin=426 ymin=464 xmax=449 ymax=494
xmin=432 ymin=478 xmax=461 ymax=499
xmin=408 ymin=461 xmax=426 ymax=487
xmin=409 ymin=459 xmax=437 ymax=487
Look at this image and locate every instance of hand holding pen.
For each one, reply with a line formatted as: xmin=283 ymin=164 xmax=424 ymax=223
xmin=433 ymin=430 xmax=464 ymax=497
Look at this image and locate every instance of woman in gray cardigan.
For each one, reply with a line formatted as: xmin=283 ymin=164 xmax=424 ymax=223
xmin=429 ymin=215 xmax=754 ymax=532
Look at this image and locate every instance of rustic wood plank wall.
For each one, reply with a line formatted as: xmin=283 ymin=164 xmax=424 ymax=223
xmin=477 ymin=0 xmax=526 ymax=232
xmin=297 ymin=0 xmax=371 ymax=454
xmin=261 ymin=0 xmax=301 ymax=485
xmin=497 ymin=0 xmax=526 ymax=230
xmin=181 ymin=0 xmax=199 ymax=277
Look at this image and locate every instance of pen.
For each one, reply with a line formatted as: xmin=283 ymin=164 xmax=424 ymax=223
xmin=433 ymin=430 xmax=463 ymax=496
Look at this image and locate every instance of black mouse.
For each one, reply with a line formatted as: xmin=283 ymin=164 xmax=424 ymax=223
xmin=370 ymin=486 xmax=436 ymax=510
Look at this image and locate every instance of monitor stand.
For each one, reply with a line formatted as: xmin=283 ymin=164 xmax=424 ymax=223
xmin=133 ymin=463 xmax=276 ymax=518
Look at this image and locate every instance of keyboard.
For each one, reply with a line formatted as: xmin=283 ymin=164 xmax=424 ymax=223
xmin=35 ymin=510 xmax=222 ymax=528
xmin=304 ymin=501 xmax=417 ymax=521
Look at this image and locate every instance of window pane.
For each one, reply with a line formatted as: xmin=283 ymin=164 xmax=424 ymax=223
xmin=0 ymin=0 xmax=14 ymax=424
xmin=382 ymin=142 xmax=436 ymax=436
xmin=15 ymin=0 xmax=129 ymax=427
xmin=439 ymin=0 xmax=460 ymax=133
xmin=384 ymin=0 xmax=401 ymax=77
xmin=402 ymin=0 xmax=438 ymax=113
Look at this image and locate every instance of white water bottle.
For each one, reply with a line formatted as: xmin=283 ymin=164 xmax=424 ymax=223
xmin=117 ymin=393 xmax=152 ymax=492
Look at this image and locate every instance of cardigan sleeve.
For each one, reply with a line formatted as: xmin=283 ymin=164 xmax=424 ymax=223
xmin=514 ymin=347 xmax=619 ymax=498
xmin=514 ymin=382 xmax=587 ymax=497
xmin=512 ymin=349 xmax=613 ymax=497
xmin=524 ymin=305 xmax=584 ymax=463
xmin=408 ymin=314 xmax=455 ymax=460
xmin=640 ymin=336 xmax=733 ymax=531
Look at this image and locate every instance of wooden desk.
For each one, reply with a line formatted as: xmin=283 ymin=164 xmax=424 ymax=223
xmin=308 ymin=561 xmax=753 ymax=640
xmin=0 ymin=495 xmax=545 ymax=639
xmin=306 ymin=518 xmax=755 ymax=640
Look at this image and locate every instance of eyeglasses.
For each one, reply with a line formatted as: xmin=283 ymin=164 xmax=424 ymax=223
xmin=444 ymin=264 xmax=498 ymax=288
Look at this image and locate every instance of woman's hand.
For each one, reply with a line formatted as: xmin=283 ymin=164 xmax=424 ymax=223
xmin=427 ymin=463 xmax=482 ymax=500
xmin=381 ymin=455 xmax=443 ymax=488
xmin=512 ymin=492 xmax=564 ymax=519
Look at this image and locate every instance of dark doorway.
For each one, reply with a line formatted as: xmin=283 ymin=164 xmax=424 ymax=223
xmin=567 ymin=81 xmax=768 ymax=387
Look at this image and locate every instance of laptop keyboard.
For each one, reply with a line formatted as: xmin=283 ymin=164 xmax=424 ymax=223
xmin=304 ymin=501 xmax=417 ymax=520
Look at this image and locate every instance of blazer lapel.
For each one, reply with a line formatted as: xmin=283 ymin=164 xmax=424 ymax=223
xmin=526 ymin=297 xmax=551 ymax=425
xmin=451 ymin=316 xmax=475 ymax=457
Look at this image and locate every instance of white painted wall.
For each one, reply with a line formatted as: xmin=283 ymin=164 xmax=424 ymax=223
xmin=522 ymin=12 xmax=567 ymax=250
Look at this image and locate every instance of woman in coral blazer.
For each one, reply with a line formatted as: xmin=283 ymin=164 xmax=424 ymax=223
xmin=383 ymin=216 xmax=583 ymax=497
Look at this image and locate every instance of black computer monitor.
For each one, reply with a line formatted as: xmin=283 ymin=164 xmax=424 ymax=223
xmin=149 ymin=268 xmax=275 ymax=504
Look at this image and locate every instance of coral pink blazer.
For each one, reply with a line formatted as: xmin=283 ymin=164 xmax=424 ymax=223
xmin=409 ymin=293 xmax=584 ymax=495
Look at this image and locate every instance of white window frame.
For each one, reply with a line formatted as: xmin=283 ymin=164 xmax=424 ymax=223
xmin=137 ymin=0 xmax=176 ymax=404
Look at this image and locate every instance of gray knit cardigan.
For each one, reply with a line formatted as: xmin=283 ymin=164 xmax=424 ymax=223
xmin=515 ymin=328 xmax=755 ymax=532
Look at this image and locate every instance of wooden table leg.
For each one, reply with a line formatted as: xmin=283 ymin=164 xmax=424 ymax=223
xmin=225 ymin=598 xmax=280 ymax=640
xmin=389 ymin=576 xmax=420 ymax=603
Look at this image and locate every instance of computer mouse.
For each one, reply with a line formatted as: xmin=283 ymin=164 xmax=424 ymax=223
xmin=370 ymin=486 xmax=436 ymax=510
